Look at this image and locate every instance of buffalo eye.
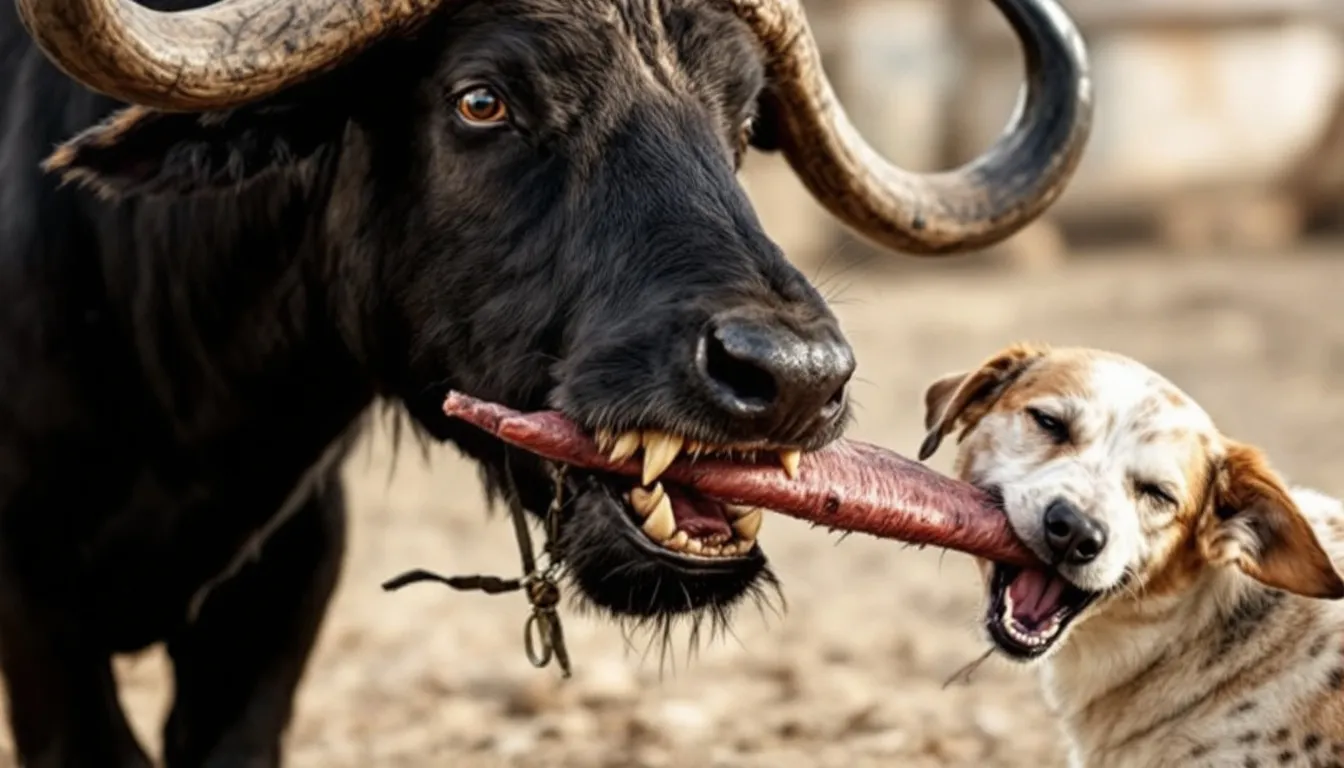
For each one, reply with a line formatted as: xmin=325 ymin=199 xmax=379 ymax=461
xmin=1026 ymin=407 xmax=1069 ymax=443
xmin=455 ymin=86 xmax=509 ymax=127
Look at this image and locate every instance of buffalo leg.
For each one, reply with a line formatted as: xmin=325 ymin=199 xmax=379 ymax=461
xmin=162 ymin=473 xmax=347 ymax=768
xmin=0 ymin=582 xmax=151 ymax=767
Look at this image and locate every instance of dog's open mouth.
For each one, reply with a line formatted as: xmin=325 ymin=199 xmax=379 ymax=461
xmin=987 ymin=563 xmax=1100 ymax=658
xmin=443 ymin=392 xmax=1043 ymax=566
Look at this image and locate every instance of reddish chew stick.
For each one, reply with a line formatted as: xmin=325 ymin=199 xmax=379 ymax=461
xmin=443 ymin=392 xmax=1039 ymax=567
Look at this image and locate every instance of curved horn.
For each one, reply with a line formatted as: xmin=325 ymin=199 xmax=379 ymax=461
xmin=13 ymin=0 xmax=450 ymax=112
xmin=730 ymin=0 xmax=1093 ymax=254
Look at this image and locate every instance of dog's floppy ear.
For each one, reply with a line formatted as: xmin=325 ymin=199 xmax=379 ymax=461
xmin=1205 ymin=440 xmax=1344 ymax=599
xmin=919 ymin=343 xmax=1048 ymax=461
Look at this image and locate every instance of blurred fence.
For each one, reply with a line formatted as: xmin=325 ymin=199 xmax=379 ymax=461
xmin=742 ymin=0 xmax=1344 ymax=271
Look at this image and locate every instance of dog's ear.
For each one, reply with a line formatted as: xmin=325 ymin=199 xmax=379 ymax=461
xmin=919 ymin=343 xmax=1048 ymax=461
xmin=1206 ymin=440 xmax=1344 ymax=599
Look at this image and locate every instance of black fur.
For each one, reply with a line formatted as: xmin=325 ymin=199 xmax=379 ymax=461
xmin=0 ymin=1 xmax=852 ymax=764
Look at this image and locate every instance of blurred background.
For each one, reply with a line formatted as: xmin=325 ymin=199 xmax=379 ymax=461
xmin=30 ymin=2 xmax=1344 ymax=766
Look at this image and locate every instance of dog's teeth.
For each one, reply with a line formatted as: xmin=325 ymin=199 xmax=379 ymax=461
xmin=731 ymin=508 xmax=763 ymax=541
xmin=609 ymin=431 xmax=641 ymax=463
xmin=704 ymin=544 xmax=722 ymax=557
xmin=641 ymin=431 xmax=684 ymax=485
xmin=595 ymin=429 xmax=615 ymax=453
xmin=685 ymin=538 xmax=704 ymax=555
xmin=638 ymin=488 xmax=676 ymax=542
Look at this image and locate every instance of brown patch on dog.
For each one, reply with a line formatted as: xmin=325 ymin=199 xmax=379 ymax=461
xmin=1162 ymin=387 xmax=1188 ymax=408
xmin=1204 ymin=442 xmax=1344 ymax=600
xmin=920 ymin=342 xmax=1095 ymax=461
xmin=1122 ymin=449 xmax=1219 ymax=601
xmin=1304 ymin=684 xmax=1344 ymax=743
xmin=1143 ymin=440 xmax=1344 ymax=603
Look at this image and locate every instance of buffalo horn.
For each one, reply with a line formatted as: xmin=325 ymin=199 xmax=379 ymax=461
xmin=726 ymin=0 xmax=1093 ymax=254
xmin=13 ymin=0 xmax=450 ymax=111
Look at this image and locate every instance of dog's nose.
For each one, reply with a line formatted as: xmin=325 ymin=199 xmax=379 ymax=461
xmin=1043 ymin=499 xmax=1108 ymax=565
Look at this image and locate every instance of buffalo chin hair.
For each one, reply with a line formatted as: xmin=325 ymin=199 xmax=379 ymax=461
xmin=558 ymin=482 xmax=783 ymax=660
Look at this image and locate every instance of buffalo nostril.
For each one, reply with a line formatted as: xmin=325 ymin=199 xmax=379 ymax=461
xmin=820 ymin=380 xmax=847 ymax=418
xmin=700 ymin=325 xmax=777 ymax=411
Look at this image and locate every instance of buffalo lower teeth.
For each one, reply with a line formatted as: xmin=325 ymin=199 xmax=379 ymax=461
xmin=731 ymin=508 xmax=763 ymax=541
xmin=631 ymin=485 xmax=675 ymax=542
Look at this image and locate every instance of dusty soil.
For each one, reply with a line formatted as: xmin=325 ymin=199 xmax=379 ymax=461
xmin=7 ymin=245 xmax=1344 ymax=767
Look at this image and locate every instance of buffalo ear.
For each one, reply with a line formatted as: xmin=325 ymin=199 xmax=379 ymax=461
xmin=918 ymin=342 xmax=1049 ymax=461
xmin=1205 ymin=440 xmax=1344 ymax=599
xmin=43 ymin=101 xmax=348 ymax=198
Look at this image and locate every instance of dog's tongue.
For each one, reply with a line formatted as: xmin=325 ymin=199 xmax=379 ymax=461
xmin=442 ymin=392 xmax=1040 ymax=567
xmin=1008 ymin=569 xmax=1068 ymax=625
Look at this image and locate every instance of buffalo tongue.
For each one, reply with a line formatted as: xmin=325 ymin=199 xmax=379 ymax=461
xmin=442 ymin=393 xmax=1038 ymax=567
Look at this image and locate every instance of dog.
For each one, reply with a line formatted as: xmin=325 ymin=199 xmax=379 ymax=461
xmin=918 ymin=342 xmax=1344 ymax=768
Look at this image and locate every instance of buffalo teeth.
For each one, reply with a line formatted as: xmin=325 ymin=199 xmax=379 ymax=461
xmin=608 ymin=431 xmax=642 ymax=463
xmin=641 ymin=431 xmax=684 ymax=485
xmin=731 ymin=508 xmax=763 ymax=541
xmin=779 ymin=449 xmax=801 ymax=479
xmin=725 ymin=504 xmax=753 ymax=520
xmin=633 ymin=487 xmax=675 ymax=542
xmin=629 ymin=483 xmax=667 ymax=517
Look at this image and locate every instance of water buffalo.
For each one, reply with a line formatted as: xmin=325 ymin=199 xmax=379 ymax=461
xmin=0 ymin=0 xmax=1089 ymax=764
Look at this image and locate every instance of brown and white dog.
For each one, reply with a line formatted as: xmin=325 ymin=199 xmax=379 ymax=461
xmin=919 ymin=343 xmax=1344 ymax=768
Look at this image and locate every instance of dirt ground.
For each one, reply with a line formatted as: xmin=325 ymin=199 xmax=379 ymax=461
xmin=8 ymin=244 xmax=1344 ymax=767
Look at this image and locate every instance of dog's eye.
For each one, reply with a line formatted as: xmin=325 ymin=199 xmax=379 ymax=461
xmin=1136 ymin=481 xmax=1177 ymax=507
xmin=1026 ymin=407 xmax=1069 ymax=443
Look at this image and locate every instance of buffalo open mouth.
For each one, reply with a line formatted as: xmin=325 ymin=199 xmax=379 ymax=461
xmin=985 ymin=563 xmax=1100 ymax=659
xmin=443 ymin=391 xmax=1043 ymax=571
xmin=593 ymin=430 xmax=795 ymax=561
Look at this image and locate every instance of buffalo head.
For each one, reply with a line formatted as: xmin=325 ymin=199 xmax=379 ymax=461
xmin=16 ymin=0 xmax=1090 ymax=629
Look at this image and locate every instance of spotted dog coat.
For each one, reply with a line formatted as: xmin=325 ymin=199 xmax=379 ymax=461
xmin=919 ymin=343 xmax=1344 ymax=768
